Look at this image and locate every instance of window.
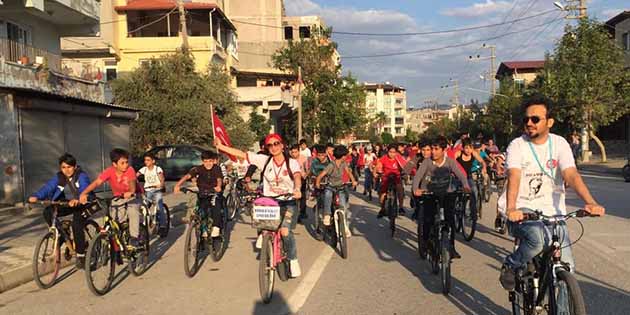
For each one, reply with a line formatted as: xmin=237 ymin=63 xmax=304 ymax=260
xmin=105 ymin=68 xmax=117 ymax=82
xmin=299 ymin=26 xmax=311 ymax=39
xmin=623 ymin=32 xmax=629 ymax=51
xmin=514 ymin=78 xmax=525 ymax=93
xmin=6 ymin=22 xmax=31 ymax=45
xmin=384 ymin=127 xmax=390 ymax=133
xmin=395 ymin=127 xmax=402 ymax=134
xmin=395 ymin=117 xmax=404 ymax=125
xmin=284 ymin=26 xmax=293 ymax=40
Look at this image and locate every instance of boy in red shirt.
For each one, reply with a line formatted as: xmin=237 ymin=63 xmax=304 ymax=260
xmin=375 ymin=144 xmax=405 ymax=218
xmin=80 ymin=148 xmax=143 ymax=248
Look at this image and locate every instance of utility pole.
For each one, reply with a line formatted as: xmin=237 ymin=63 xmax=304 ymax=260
xmin=177 ymin=0 xmax=189 ymax=51
xmin=489 ymin=45 xmax=496 ymax=97
xmin=297 ymin=66 xmax=303 ymax=141
xmin=556 ymin=0 xmax=587 ymax=19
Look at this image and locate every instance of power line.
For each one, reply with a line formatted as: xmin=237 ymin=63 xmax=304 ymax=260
xmin=229 ymin=9 xmax=557 ymax=37
xmin=342 ymin=15 xmax=566 ymax=59
xmin=127 ymin=7 xmax=178 ymax=35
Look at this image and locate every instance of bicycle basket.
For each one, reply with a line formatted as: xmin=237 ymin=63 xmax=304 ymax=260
xmin=251 ymin=197 xmax=283 ymax=231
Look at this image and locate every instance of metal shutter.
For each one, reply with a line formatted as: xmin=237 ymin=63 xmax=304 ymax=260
xmin=65 ymin=115 xmax=102 ymax=180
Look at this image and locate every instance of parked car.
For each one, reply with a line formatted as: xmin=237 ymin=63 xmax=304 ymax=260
xmin=133 ymin=145 xmax=210 ymax=181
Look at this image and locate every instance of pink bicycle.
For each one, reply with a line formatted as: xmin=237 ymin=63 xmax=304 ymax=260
xmin=252 ymin=194 xmax=294 ymax=304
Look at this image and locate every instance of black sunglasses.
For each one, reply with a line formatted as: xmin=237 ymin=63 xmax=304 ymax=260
xmin=522 ymin=116 xmax=544 ymax=124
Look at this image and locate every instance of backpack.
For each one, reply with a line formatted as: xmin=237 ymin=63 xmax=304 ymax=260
xmin=260 ymin=153 xmax=295 ymax=183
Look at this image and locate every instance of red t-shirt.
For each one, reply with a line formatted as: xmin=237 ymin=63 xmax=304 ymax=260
xmin=378 ymin=156 xmax=401 ymax=176
xmin=99 ymin=166 xmax=141 ymax=197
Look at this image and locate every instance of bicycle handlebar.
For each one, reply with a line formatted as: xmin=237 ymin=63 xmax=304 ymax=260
xmin=29 ymin=200 xmax=71 ymax=207
xmin=521 ymin=209 xmax=597 ymax=222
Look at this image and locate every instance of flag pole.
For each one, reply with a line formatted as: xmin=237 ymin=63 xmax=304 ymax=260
xmin=211 ymin=104 xmax=217 ymax=144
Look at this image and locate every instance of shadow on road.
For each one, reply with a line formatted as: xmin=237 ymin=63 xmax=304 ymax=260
xmin=352 ymin=201 xmax=510 ymax=314
xmin=578 ymin=271 xmax=630 ymax=314
xmin=252 ymin=291 xmax=292 ymax=315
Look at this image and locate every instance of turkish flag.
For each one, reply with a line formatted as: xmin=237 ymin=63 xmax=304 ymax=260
xmin=395 ymin=153 xmax=408 ymax=169
xmin=212 ymin=110 xmax=236 ymax=161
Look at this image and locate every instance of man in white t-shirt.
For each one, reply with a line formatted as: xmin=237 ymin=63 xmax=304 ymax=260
xmin=215 ymin=133 xmax=304 ymax=278
xmin=299 ymin=139 xmax=311 ymax=160
xmin=137 ymin=153 xmax=168 ymax=237
xmin=498 ymin=95 xmax=605 ymax=292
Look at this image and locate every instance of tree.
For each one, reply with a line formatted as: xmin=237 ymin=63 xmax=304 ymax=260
xmin=404 ymin=128 xmax=419 ymax=143
xmin=272 ymin=27 xmax=366 ymax=143
xmin=248 ymin=106 xmax=272 ymax=141
xmin=540 ymin=18 xmax=630 ymax=162
xmin=381 ymin=132 xmax=394 ymax=144
xmin=111 ymin=52 xmax=255 ymax=153
xmin=481 ymin=78 xmax=523 ymax=147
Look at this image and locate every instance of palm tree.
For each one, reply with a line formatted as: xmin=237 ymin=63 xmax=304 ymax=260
xmin=373 ymin=111 xmax=387 ymax=133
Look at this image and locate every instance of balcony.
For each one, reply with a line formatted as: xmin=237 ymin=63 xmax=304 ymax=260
xmin=0 ymin=38 xmax=61 ymax=72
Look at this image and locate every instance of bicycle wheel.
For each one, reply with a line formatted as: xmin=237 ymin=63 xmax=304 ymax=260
xmin=160 ymin=204 xmax=171 ymax=238
xmin=85 ymin=233 xmax=115 ymax=296
xmin=183 ymin=220 xmax=201 ymax=277
xmin=32 ymin=231 xmax=60 ymax=289
xmin=483 ymin=185 xmax=490 ymax=203
xmin=211 ymin=209 xmax=229 ymax=262
xmin=429 ymin=236 xmax=440 ymax=274
xmin=623 ymin=164 xmax=630 ymax=182
xmin=440 ymin=230 xmax=451 ymax=295
xmin=388 ymin=194 xmax=397 ymax=237
xmin=276 ymin=237 xmax=289 ymax=282
xmin=337 ymin=211 xmax=348 ymax=259
xmin=461 ymin=197 xmax=477 ymax=241
xmin=129 ymin=223 xmax=150 ymax=276
xmin=313 ymin=200 xmax=324 ymax=241
xmin=259 ymin=234 xmax=275 ymax=304
xmin=226 ymin=193 xmax=238 ymax=221
xmin=416 ymin=222 xmax=424 ymax=259
xmin=476 ymin=186 xmax=483 ymax=219
xmin=548 ymin=270 xmax=587 ymax=315
xmin=453 ymin=197 xmax=463 ymax=233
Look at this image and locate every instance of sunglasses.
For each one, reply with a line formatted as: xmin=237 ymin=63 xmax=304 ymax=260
xmin=522 ymin=116 xmax=544 ymax=124
xmin=266 ymin=141 xmax=282 ymax=148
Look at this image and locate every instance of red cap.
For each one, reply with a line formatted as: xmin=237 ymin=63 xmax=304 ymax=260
xmin=264 ymin=133 xmax=283 ymax=145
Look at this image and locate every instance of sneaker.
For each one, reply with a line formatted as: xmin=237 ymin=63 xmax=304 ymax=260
xmin=500 ymin=265 xmax=516 ymax=291
xmin=290 ymin=259 xmax=301 ymax=278
xmin=323 ymin=215 xmax=331 ymax=226
xmin=211 ymin=226 xmax=221 ymax=238
xmin=75 ymin=255 xmax=85 ymax=270
xmin=450 ymin=248 xmax=462 ymax=259
xmin=362 ymin=191 xmax=367 ymax=196
xmin=255 ymin=234 xmax=263 ymax=249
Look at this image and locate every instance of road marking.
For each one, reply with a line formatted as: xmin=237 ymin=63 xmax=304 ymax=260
xmin=284 ymin=245 xmax=335 ymax=314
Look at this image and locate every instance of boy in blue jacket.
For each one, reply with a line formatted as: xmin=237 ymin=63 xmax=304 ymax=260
xmin=28 ymin=153 xmax=92 ymax=269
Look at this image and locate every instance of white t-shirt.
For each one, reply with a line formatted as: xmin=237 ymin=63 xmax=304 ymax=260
xmin=138 ymin=166 xmax=163 ymax=190
xmin=498 ymin=133 xmax=575 ymax=216
xmin=363 ymin=152 xmax=376 ymax=168
xmin=247 ymin=152 xmax=301 ymax=198
xmin=227 ymin=159 xmax=250 ymax=178
xmin=300 ymin=147 xmax=312 ymax=159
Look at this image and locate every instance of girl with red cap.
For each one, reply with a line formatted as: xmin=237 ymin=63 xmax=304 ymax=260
xmin=214 ymin=133 xmax=304 ymax=277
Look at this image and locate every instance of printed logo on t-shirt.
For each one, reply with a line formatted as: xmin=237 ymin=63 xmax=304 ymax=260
xmin=546 ymin=159 xmax=558 ymax=169
xmin=528 ymin=177 xmax=543 ymax=199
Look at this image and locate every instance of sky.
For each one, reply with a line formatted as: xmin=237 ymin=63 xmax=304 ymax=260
xmin=284 ymin=0 xmax=628 ymax=108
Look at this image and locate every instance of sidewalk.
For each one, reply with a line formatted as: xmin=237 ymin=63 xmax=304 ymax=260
xmin=0 ymin=190 xmax=195 ymax=293
xmin=578 ymin=158 xmax=627 ymax=177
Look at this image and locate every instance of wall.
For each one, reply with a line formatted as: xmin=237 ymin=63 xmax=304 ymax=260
xmin=614 ymin=18 xmax=630 ymax=66
xmin=225 ymin=0 xmax=283 ymax=42
xmin=0 ymin=93 xmax=23 ymax=205
xmin=0 ymin=12 xmax=64 ymax=54
xmin=237 ymin=41 xmax=286 ymax=69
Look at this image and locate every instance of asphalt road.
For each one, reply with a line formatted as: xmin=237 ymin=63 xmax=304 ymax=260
xmin=0 ymin=174 xmax=629 ymax=315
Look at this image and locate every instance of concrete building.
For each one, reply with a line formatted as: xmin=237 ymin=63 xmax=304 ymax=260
xmin=363 ymin=82 xmax=407 ymax=138
xmin=495 ymin=60 xmax=545 ymax=93
xmin=406 ymin=105 xmax=462 ymax=135
xmin=0 ymin=0 xmax=139 ymax=206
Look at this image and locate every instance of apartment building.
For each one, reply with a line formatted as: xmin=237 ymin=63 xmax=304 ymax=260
xmin=364 ymin=82 xmax=407 ymax=138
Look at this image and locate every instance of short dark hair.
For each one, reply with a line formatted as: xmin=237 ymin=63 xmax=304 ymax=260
xmin=58 ymin=153 xmax=77 ymax=167
xmin=143 ymin=152 xmax=156 ymax=160
xmin=431 ymin=136 xmax=448 ymax=149
xmin=419 ymin=141 xmax=430 ymax=148
xmin=333 ymin=145 xmax=349 ymax=159
xmin=299 ymin=139 xmax=307 ymax=145
xmin=314 ymin=144 xmax=326 ymax=153
xmin=462 ymin=138 xmax=473 ymax=148
xmin=110 ymin=148 xmax=129 ymax=163
xmin=521 ymin=93 xmax=553 ymax=118
xmin=387 ymin=144 xmax=398 ymax=152
xmin=289 ymin=144 xmax=300 ymax=151
xmin=201 ymin=150 xmax=218 ymax=160
xmin=326 ymin=142 xmax=334 ymax=149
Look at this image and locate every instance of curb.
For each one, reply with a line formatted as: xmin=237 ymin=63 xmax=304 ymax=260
xmin=0 ymin=205 xmax=190 ymax=294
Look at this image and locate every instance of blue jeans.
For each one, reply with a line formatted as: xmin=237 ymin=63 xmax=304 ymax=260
xmin=280 ymin=202 xmax=298 ymax=260
xmin=323 ymin=186 xmax=350 ymax=224
xmin=506 ymin=218 xmax=575 ymax=315
xmin=468 ymin=178 xmax=478 ymax=215
xmin=145 ymin=189 xmax=167 ymax=227
xmin=364 ymin=168 xmax=373 ymax=193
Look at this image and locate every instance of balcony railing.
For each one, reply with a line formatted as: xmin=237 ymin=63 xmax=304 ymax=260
xmin=0 ymin=38 xmax=61 ymax=71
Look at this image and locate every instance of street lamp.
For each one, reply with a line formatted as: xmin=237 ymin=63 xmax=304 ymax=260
xmin=553 ymin=1 xmax=565 ymax=11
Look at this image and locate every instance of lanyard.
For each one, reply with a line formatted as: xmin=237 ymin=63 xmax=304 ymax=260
xmin=528 ymin=136 xmax=554 ymax=179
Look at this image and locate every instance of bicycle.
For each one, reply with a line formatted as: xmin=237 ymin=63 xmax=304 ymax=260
xmin=85 ymin=196 xmax=150 ymax=296
xmin=140 ymin=187 xmax=171 ymax=239
xmin=452 ymin=190 xmax=474 ymax=241
xmin=622 ymin=153 xmax=630 ymax=182
xmin=423 ymin=191 xmax=459 ymax=295
xmin=252 ymin=193 xmax=295 ymax=304
xmin=508 ymin=209 xmax=594 ymax=315
xmin=225 ymin=174 xmax=241 ymax=221
xmin=31 ymin=201 xmax=100 ymax=289
xmin=321 ymin=184 xmax=351 ymax=259
xmin=181 ymin=187 xmax=228 ymax=277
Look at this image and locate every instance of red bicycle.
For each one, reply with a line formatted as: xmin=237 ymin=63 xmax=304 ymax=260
xmin=252 ymin=194 xmax=295 ymax=304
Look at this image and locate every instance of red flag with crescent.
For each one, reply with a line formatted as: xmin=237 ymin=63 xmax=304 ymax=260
xmin=212 ymin=110 xmax=236 ymax=161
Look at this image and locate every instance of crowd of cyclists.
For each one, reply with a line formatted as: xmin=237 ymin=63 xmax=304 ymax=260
xmin=28 ymin=94 xmax=606 ymax=310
